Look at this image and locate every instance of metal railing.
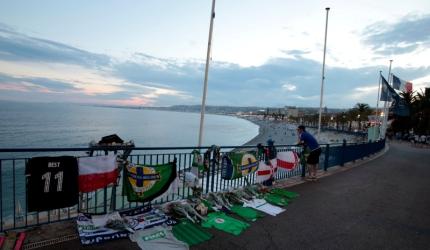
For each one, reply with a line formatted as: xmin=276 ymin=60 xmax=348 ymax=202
xmin=0 ymin=139 xmax=385 ymax=232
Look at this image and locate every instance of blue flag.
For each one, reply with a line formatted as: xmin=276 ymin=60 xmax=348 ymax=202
xmin=380 ymin=75 xmax=396 ymax=101
xmin=392 ymin=74 xmax=401 ymax=90
xmin=380 ymin=75 xmax=410 ymax=116
xmin=391 ymin=93 xmax=410 ymax=116
xmin=392 ymin=74 xmax=405 ymax=90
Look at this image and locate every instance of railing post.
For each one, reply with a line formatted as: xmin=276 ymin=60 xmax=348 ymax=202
xmin=324 ymin=144 xmax=329 ymax=171
xmin=341 ymin=140 xmax=346 ymax=166
xmin=210 ymin=153 xmax=216 ymax=192
xmin=0 ymin=160 xmax=2 ymax=232
xmin=301 ymin=161 xmax=306 ymax=177
xmin=103 ymin=187 xmax=107 ymax=214
xmin=205 ymin=164 xmax=210 ymax=193
xmin=111 ymin=186 xmax=117 ymax=211
xmin=301 ymin=149 xmax=306 ymax=178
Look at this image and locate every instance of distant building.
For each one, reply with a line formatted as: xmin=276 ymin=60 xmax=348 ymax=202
xmin=265 ymin=107 xmax=286 ymax=115
xmin=286 ymin=106 xmax=299 ymax=117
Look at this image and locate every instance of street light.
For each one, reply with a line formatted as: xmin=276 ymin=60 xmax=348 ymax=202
xmin=342 ymin=114 xmax=346 ymax=131
xmin=357 ymin=114 xmax=361 ymax=130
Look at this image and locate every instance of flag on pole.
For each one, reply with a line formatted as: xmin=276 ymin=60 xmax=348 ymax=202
xmin=392 ymin=74 xmax=413 ymax=93
xmin=378 ymin=74 xmax=410 ymax=117
xmin=380 ymin=75 xmax=396 ymax=101
xmin=391 ymin=91 xmax=410 ymax=117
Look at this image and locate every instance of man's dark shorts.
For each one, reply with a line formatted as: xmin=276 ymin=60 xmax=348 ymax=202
xmin=307 ymin=147 xmax=322 ymax=165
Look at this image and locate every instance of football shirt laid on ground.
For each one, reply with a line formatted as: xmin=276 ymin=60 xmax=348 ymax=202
xmin=230 ymin=205 xmax=264 ymax=222
xmin=264 ymin=193 xmax=289 ymax=207
xmin=129 ymin=225 xmax=188 ymax=250
xmin=201 ymin=212 xmax=250 ymax=236
xmin=270 ymin=188 xmax=299 ymax=199
xmin=172 ymin=220 xmax=212 ymax=246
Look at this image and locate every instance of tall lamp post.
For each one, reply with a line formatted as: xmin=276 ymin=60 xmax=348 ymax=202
xmin=317 ymin=7 xmax=330 ymax=139
xmin=197 ymin=0 xmax=216 ymax=148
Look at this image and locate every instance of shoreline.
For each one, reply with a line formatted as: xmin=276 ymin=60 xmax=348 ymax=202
xmin=239 ymin=115 xmax=363 ymax=146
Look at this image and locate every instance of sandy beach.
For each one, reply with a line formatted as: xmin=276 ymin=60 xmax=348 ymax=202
xmin=240 ymin=116 xmax=363 ymax=146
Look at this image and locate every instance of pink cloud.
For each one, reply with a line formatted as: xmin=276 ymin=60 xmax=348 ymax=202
xmin=0 ymin=82 xmax=30 ymax=92
xmin=108 ymin=96 xmax=153 ymax=107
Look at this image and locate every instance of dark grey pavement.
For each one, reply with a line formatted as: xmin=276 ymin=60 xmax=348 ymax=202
xmin=193 ymin=142 xmax=430 ymax=250
xmin=32 ymin=142 xmax=430 ymax=249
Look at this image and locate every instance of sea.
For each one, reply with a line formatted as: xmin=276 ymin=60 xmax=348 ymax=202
xmin=0 ymin=101 xmax=259 ymax=148
xmin=0 ymin=101 xmax=259 ymax=220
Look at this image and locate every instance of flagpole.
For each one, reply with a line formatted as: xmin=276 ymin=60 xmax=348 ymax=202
xmin=381 ymin=59 xmax=393 ymax=138
xmin=198 ymin=0 xmax=216 ymax=147
xmin=317 ymin=7 xmax=330 ymax=140
xmin=375 ymin=70 xmax=382 ymax=136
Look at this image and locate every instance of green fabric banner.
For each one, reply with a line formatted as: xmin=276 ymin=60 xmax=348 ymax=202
xmin=221 ymin=151 xmax=258 ymax=180
xmin=123 ymin=162 xmax=176 ymax=202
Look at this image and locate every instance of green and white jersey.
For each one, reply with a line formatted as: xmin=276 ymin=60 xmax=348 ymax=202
xmin=129 ymin=225 xmax=188 ymax=250
xmin=270 ymin=188 xmax=299 ymax=199
xmin=230 ymin=205 xmax=264 ymax=222
xmin=172 ymin=220 xmax=212 ymax=246
xmin=264 ymin=193 xmax=289 ymax=207
xmin=201 ymin=212 xmax=250 ymax=236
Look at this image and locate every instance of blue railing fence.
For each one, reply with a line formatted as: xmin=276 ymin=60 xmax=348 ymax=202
xmin=0 ymin=139 xmax=385 ymax=232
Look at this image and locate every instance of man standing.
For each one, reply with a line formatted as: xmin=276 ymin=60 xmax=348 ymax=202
xmin=297 ymin=125 xmax=322 ymax=181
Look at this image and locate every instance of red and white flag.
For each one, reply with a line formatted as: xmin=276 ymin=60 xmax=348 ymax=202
xmin=78 ymin=155 xmax=118 ymax=192
xmin=256 ymin=159 xmax=277 ymax=183
xmin=277 ymin=151 xmax=299 ymax=171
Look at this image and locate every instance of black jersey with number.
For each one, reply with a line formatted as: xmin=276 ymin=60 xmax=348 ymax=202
xmin=26 ymin=156 xmax=79 ymax=212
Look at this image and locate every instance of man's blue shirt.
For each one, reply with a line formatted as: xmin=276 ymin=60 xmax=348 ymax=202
xmin=300 ymin=131 xmax=320 ymax=150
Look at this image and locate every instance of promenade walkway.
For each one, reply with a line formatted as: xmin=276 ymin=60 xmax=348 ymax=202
xmin=29 ymin=141 xmax=430 ymax=249
xmin=194 ymin=141 xmax=430 ymax=250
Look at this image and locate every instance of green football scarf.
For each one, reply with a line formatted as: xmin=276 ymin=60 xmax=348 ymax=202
xmin=221 ymin=151 xmax=258 ymax=180
xmin=123 ymin=162 xmax=176 ymax=202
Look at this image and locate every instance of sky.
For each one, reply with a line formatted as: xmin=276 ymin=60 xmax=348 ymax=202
xmin=0 ymin=0 xmax=429 ymax=108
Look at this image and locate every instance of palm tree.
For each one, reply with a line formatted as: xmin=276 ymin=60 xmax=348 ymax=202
xmin=391 ymin=91 xmax=415 ymax=133
xmin=414 ymin=88 xmax=430 ymax=134
xmin=399 ymin=91 xmax=415 ymax=107
xmin=345 ymin=109 xmax=358 ymax=131
xmin=336 ymin=112 xmax=348 ymax=131
xmin=353 ymin=103 xmax=372 ymax=130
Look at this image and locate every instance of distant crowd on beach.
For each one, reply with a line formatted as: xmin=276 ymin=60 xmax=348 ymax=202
xmin=390 ymin=131 xmax=430 ymax=145
xmin=241 ymin=115 xmax=363 ymax=146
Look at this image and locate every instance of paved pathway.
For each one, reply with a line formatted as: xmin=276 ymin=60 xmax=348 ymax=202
xmin=194 ymin=141 xmax=430 ymax=250
xmin=32 ymin=142 xmax=430 ymax=249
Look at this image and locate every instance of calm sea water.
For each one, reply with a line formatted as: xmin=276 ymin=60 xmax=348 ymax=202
xmin=0 ymin=101 xmax=259 ymax=219
xmin=0 ymin=101 xmax=258 ymax=148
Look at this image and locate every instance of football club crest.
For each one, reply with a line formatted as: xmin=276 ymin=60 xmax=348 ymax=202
xmin=221 ymin=151 xmax=258 ymax=180
xmin=123 ymin=161 xmax=176 ymax=202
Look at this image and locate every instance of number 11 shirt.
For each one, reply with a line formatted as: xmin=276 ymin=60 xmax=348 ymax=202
xmin=26 ymin=156 xmax=79 ymax=212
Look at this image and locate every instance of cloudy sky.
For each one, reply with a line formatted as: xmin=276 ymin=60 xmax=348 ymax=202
xmin=0 ymin=0 xmax=429 ymax=108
